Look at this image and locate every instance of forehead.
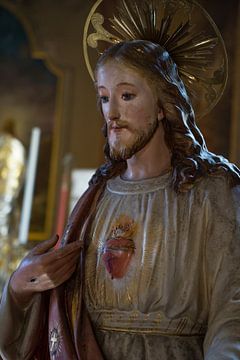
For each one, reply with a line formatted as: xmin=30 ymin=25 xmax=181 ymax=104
xmin=96 ymin=60 xmax=153 ymax=90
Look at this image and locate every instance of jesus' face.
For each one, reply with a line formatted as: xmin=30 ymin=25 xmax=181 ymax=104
xmin=96 ymin=60 xmax=163 ymax=161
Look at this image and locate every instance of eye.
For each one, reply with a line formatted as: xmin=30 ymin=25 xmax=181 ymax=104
xmin=99 ymin=95 xmax=109 ymax=104
xmin=122 ymin=92 xmax=135 ymax=101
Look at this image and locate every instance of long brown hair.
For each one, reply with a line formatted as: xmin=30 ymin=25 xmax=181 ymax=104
xmin=90 ymin=40 xmax=240 ymax=192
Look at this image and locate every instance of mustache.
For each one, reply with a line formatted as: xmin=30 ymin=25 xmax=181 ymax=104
xmin=108 ymin=120 xmax=131 ymax=131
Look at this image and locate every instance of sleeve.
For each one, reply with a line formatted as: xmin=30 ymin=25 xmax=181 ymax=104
xmin=0 ymin=276 xmax=49 ymax=360
xmin=204 ymin=179 xmax=240 ymax=359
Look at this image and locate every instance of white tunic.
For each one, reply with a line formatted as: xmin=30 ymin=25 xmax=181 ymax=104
xmin=85 ymin=172 xmax=240 ymax=359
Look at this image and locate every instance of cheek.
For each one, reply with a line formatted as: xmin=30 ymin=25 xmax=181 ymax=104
xmin=124 ymin=103 xmax=146 ymax=120
xmin=125 ymin=99 xmax=156 ymax=124
xmin=128 ymin=107 xmax=155 ymax=125
xmin=101 ymin=104 xmax=109 ymax=120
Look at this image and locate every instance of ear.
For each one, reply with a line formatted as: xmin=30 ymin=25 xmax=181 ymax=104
xmin=157 ymin=108 xmax=164 ymax=121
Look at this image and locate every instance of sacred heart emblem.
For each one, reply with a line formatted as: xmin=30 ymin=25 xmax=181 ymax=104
xmin=102 ymin=215 xmax=136 ymax=279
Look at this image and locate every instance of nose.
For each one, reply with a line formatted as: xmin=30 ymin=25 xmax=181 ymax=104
xmin=107 ymin=97 xmax=120 ymax=122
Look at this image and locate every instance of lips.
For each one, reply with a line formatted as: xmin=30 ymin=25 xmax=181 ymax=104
xmin=109 ymin=125 xmax=127 ymax=132
xmin=108 ymin=120 xmax=129 ymax=131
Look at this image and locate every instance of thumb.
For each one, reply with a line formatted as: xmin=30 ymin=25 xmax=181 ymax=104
xmin=32 ymin=234 xmax=59 ymax=255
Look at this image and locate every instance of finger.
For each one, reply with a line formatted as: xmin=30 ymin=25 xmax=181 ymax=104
xmin=32 ymin=235 xmax=59 ymax=255
xmin=40 ymin=241 xmax=82 ymax=264
xmin=30 ymin=247 xmax=80 ymax=279
xmin=42 ymin=249 xmax=81 ymax=272
xmin=31 ymin=261 xmax=78 ymax=291
xmin=51 ymin=247 xmax=81 ymax=265
xmin=54 ymin=241 xmax=82 ymax=258
xmin=50 ymin=261 xmax=78 ymax=287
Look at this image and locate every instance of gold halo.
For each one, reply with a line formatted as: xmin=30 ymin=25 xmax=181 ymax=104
xmin=83 ymin=0 xmax=228 ymax=119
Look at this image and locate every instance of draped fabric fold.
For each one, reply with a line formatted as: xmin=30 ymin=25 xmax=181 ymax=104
xmin=46 ymin=180 xmax=106 ymax=359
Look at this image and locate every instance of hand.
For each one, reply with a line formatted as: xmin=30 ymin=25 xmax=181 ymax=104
xmin=9 ymin=235 xmax=82 ymax=306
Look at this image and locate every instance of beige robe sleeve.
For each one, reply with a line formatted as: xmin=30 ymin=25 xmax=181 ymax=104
xmin=0 ymin=277 xmax=47 ymax=360
xmin=204 ymin=179 xmax=240 ymax=359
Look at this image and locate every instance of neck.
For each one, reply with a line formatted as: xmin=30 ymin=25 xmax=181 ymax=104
xmin=122 ymin=122 xmax=172 ymax=181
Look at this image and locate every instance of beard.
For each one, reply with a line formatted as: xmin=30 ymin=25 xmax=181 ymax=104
xmin=108 ymin=118 xmax=159 ymax=161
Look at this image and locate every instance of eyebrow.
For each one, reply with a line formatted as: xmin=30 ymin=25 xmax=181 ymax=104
xmin=97 ymin=82 xmax=136 ymax=90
